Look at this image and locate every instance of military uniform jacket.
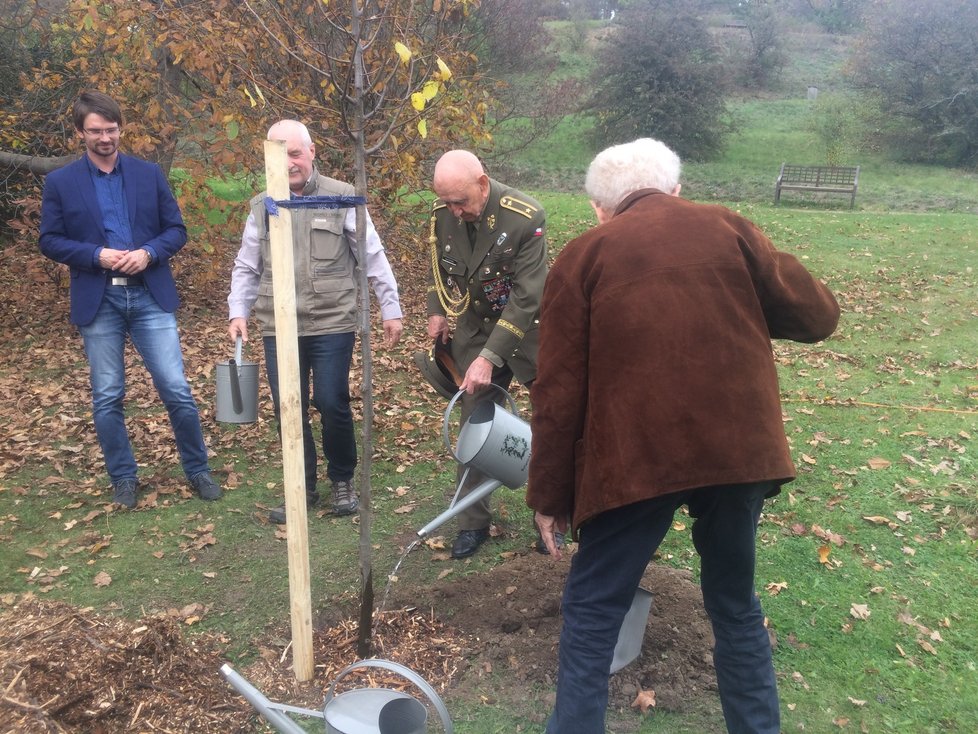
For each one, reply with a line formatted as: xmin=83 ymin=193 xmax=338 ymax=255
xmin=250 ymin=174 xmax=357 ymax=336
xmin=426 ymin=179 xmax=548 ymax=384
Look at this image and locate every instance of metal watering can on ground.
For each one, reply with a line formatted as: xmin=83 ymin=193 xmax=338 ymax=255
xmin=221 ymin=658 xmax=453 ymax=734
xmin=215 ymin=336 xmax=259 ymax=424
xmin=417 ymin=386 xmax=531 ymax=538
xmin=611 ymin=586 xmax=654 ymax=673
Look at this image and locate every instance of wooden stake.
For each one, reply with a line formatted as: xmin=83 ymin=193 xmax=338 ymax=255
xmin=263 ymin=139 xmax=314 ymax=682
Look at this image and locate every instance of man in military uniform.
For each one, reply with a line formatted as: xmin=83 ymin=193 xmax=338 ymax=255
xmin=424 ymin=149 xmax=549 ymax=559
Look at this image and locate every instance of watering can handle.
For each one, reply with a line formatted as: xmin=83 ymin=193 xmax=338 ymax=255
xmin=234 ymin=335 xmax=244 ymax=366
xmin=442 ymin=385 xmax=518 ymax=464
xmin=323 ymin=658 xmax=453 ymax=734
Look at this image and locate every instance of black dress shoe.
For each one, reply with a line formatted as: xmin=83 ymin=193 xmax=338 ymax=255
xmin=451 ymin=528 xmax=490 ymax=559
xmin=536 ymin=531 xmax=566 ymax=555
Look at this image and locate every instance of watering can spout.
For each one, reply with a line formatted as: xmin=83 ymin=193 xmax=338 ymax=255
xmin=416 ymin=478 xmax=501 ymax=538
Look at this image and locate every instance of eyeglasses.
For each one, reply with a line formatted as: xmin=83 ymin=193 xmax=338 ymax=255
xmin=83 ymin=126 xmax=121 ymax=137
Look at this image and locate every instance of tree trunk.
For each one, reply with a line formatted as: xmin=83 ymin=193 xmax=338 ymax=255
xmin=350 ymin=0 xmax=375 ymax=661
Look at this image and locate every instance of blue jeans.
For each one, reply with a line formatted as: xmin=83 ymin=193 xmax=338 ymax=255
xmin=547 ymin=481 xmax=781 ymax=734
xmin=263 ymin=333 xmax=357 ymax=497
xmin=78 ymin=285 xmax=210 ymax=484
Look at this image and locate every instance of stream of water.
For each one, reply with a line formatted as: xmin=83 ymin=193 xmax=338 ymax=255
xmin=378 ymin=537 xmax=421 ymax=614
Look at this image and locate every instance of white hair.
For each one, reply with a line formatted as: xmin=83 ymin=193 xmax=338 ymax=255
xmin=584 ymin=138 xmax=681 ymax=212
xmin=267 ymin=119 xmax=312 ymax=146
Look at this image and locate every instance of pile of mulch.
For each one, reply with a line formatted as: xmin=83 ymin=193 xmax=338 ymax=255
xmin=0 ymin=596 xmax=471 ymax=733
xmin=2 ymin=549 xmax=724 ymax=733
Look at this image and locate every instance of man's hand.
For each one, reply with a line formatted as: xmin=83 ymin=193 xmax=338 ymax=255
xmin=534 ymin=512 xmax=569 ymax=560
xmin=460 ymin=355 xmax=493 ymax=394
xmin=382 ymin=318 xmax=403 ymax=348
xmin=428 ymin=314 xmax=450 ymax=343
xmin=228 ymin=317 xmax=249 ymax=343
xmin=112 ymin=248 xmax=152 ymax=275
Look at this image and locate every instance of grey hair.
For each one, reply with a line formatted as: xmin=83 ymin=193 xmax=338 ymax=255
xmin=584 ymin=138 xmax=681 ymax=212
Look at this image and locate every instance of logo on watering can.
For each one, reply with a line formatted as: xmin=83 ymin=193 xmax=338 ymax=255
xmin=500 ymin=433 xmax=528 ymax=461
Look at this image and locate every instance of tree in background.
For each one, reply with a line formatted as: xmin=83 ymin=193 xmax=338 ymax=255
xmin=464 ymin=0 xmax=585 ymax=163
xmin=732 ymin=0 xmax=787 ymax=89
xmin=0 ymin=0 xmax=489 ymax=246
xmin=585 ymin=0 xmax=733 ymax=160
xmin=848 ymin=0 xmax=978 ymax=167
xmin=803 ymin=0 xmax=865 ymax=33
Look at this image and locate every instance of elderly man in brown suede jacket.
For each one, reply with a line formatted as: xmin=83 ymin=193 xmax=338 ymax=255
xmin=526 ymin=138 xmax=840 ymax=734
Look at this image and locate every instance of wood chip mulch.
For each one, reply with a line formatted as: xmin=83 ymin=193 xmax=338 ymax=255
xmin=0 ymin=596 xmax=472 ymax=733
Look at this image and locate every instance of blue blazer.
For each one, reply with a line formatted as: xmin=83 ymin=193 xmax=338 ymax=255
xmin=39 ymin=153 xmax=188 ymax=326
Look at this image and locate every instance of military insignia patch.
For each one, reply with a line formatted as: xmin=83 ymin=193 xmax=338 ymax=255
xmin=487 ymin=214 xmax=496 ymax=230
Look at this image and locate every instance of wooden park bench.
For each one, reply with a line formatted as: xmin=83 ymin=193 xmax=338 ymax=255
xmin=774 ymin=163 xmax=860 ymax=209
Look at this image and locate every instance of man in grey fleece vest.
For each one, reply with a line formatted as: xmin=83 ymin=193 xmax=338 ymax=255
xmin=228 ymin=120 xmax=403 ymax=524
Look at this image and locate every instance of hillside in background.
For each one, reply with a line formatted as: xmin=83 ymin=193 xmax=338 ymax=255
xmin=490 ymin=15 xmax=978 ymax=214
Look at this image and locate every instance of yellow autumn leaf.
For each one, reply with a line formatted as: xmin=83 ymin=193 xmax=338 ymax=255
xmin=422 ymin=79 xmax=440 ymax=101
xmin=243 ymin=87 xmax=257 ymax=108
xmin=254 ymin=85 xmax=266 ymax=104
xmin=817 ymin=544 xmax=831 ymax=564
xmin=417 ymin=119 xmax=428 ymax=138
xmin=411 ymin=92 xmax=426 ymax=112
xmin=394 ymin=41 xmax=412 ymax=64
xmin=436 ymin=56 xmax=452 ymax=80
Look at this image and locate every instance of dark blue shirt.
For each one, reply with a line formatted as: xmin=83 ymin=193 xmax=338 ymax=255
xmin=86 ymin=156 xmax=134 ymax=267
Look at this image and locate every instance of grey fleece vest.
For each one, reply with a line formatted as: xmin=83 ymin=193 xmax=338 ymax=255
xmin=250 ymin=173 xmax=358 ymax=336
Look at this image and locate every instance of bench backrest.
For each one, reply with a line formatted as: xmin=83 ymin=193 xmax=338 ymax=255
xmin=779 ymin=164 xmax=859 ymax=186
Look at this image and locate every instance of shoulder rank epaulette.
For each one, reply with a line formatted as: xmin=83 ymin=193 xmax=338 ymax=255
xmin=500 ymin=195 xmax=538 ymax=218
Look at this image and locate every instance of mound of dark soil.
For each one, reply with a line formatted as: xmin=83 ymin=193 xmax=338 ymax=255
xmin=387 ymin=547 xmax=722 ymax=732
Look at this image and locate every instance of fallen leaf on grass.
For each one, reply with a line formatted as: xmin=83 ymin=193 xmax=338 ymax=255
xmin=631 ymin=689 xmax=656 ymax=713
xmin=848 ymin=696 xmax=867 ymax=706
xmin=867 ymin=457 xmax=891 ymax=470
xmin=812 ymin=524 xmax=845 ymax=545
xmin=818 ymin=545 xmax=831 ymax=564
xmin=917 ymin=639 xmax=938 ymax=655
xmin=93 ymin=571 xmax=112 ymax=587
xmin=394 ymin=504 xmax=415 ymax=514
xmin=863 ymin=515 xmax=896 ymax=528
xmin=765 ymin=581 xmax=789 ymax=595
xmin=850 ymin=603 xmax=871 ymax=620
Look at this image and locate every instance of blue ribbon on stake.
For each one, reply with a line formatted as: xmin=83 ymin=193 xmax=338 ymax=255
xmin=263 ymin=195 xmax=366 ymax=216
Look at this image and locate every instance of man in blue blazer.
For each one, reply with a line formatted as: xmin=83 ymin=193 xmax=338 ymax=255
xmin=39 ymin=90 xmax=221 ymax=509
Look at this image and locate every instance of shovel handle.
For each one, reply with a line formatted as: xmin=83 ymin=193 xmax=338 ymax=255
xmin=442 ymin=384 xmax=518 ymax=464
xmin=324 ymin=658 xmax=453 ymax=733
xmin=229 ymin=336 xmax=245 ymax=414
